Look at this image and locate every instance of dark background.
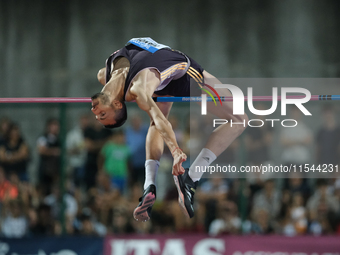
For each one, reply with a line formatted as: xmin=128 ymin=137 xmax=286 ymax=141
xmin=1 ymin=0 xmax=340 ymax=99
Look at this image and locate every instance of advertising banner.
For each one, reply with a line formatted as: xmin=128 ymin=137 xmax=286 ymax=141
xmin=104 ymin=234 xmax=340 ymax=255
xmin=0 ymin=236 xmax=103 ymax=255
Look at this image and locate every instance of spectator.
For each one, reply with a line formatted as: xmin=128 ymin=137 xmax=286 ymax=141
xmin=1 ymin=199 xmax=28 ymax=238
xmin=43 ymin=184 xmax=78 ymax=222
xmin=111 ymin=207 xmax=134 ymax=234
xmin=52 ymin=219 xmax=75 ymax=235
xmin=197 ymin=177 xmax=229 ymax=231
xmin=29 ymin=204 xmax=54 ymax=235
xmin=3 ymin=110 xmax=340 ymax=237
xmin=149 ymin=205 xmax=176 ymax=234
xmin=308 ymin=205 xmax=333 ymax=235
xmin=282 ymin=172 xmax=311 ymax=202
xmin=0 ymin=123 xmax=30 ymax=181
xmin=84 ymin=118 xmax=112 ymax=190
xmin=0 ymin=166 xmax=18 ymax=202
xmin=27 ymin=207 xmax=38 ymax=234
xmin=307 ymin=179 xmax=339 ymax=235
xmin=0 ymin=117 xmax=11 ymax=145
xmin=209 ymin=200 xmax=241 ymax=236
xmin=79 ymin=214 xmax=97 ymax=236
xmin=252 ymin=179 xmax=281 ymax=220
xmin=307 ymin=179 xmax=339 ymax=214
xmin=125 ymin=114 xmax=148 ymax=185
xmin=290 ymin=192 xmax=307 ymax=234
xmin=246 ymin=171 xmax=270 ymax=209
xmin=281 ymin=192 xmax=308 ymax=236
xmin=316 ymin=105 xmax=340 ymax=165
xmin=37 ymin=118 xmax=61 ymax=194
xmin=280 ymin=106 xmax=313 ymax=167
xmin=88 ymin=172 xmax=120 ymax=226
xmin=250 ymin=208 xmax=274 ymax=234
xmin=66 ymin=114 xmax=89 ymax=186
xmin=75 ymin=208 xmax=107 ymax=236
xmin=98 ymin=130 xmax=130 ymax=194
xmin=278 ymin=189 xmax=292 ymax=227
xmin=281 ymin=213 xmax=296 ymax=236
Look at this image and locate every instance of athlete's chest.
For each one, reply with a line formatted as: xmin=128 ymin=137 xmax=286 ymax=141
xmin=124 ymin=68 xmax=162 ymax=102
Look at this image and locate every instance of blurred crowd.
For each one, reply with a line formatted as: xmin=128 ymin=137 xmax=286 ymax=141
xmin=0 ymin=104 xmax=340 ymax=238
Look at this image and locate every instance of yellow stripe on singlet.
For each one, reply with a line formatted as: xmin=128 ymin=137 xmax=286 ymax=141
xmin=189 ymin=66 xmax=203 ymax=80
xmin=161 ymin=63 xmax=187 ymax=79
xmin=161 ymin=62 xmax=188 ymax=80
xmin=187 ymin=68 xmax=203 ymax=82
xmin=187 ymin=71 xmax=203 ymax=88
xmin=187 ymin=69 xmax=204 ymax=87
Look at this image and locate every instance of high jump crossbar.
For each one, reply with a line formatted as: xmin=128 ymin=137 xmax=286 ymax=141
xmin=0 ymin=95 xmax=340 ymax=104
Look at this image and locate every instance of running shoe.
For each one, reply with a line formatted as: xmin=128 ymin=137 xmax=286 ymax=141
xmin=173 ymin=168 xmax=198 ymax=218
xmin=133 ymin=184 xmax=156 ymax=222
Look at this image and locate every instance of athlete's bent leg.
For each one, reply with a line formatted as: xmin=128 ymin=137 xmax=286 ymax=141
xmin=175 ymin=71 xmax=248 ymax=218
xmin=188 ymin=70 xmax=248 ymax=182
xmin=133 ymin=102 xmax=173 ymax=222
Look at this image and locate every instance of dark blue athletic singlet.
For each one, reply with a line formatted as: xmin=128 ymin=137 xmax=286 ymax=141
xmin=105 ymin=38 xmax=204 ymax=100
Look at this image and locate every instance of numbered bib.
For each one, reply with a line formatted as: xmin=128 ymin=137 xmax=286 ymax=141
xmin=126 ymin=37 xmax=171 ymax=53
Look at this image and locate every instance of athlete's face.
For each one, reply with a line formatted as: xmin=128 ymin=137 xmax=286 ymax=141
xmin=91 ymin=97 xmax=116 ymax=126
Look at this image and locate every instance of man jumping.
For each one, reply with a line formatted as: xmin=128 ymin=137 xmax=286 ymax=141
xmin=91 ymin=37 xmax=248 ymax=221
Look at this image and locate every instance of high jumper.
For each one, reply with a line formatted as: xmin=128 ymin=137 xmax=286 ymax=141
xmin=91 ymin=37 xmax=248 ymax=221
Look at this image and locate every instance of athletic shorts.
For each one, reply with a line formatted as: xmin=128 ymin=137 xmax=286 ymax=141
xmin=151 ymin=50 xmax=205 ymax=97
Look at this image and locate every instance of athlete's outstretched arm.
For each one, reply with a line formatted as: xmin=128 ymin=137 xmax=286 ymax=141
xmin=130 ymin=71 xmax=186 ymax=176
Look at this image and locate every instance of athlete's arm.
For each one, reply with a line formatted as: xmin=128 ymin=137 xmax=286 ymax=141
xmin=130 ymin=69 xmax=186 ymax=175
xmin=99 ymin=57 xmax=130 ymax=86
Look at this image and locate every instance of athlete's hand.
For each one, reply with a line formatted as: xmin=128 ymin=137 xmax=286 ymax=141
xmin=172 ymin=150 xmax=187 ymax=176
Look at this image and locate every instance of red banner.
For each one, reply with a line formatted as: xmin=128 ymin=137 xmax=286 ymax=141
xmin=104 ymin=234 xmax=340 ymax=255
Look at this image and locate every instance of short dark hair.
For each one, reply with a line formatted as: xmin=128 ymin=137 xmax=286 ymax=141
xmin=104 ymin=101 xmax=127 ymax=129
xmin=46 ymin=117 xmax=59 ymax=126
xmin=91 ymin=92 xmax=109 ymax=104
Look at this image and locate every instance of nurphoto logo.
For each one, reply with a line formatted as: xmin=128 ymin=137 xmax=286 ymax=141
xmin=200 ymin=84 xmax=312 ymax=128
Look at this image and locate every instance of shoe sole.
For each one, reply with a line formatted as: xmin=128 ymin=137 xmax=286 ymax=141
xmin=173 ymin=175 xmax=190 ymax=218
xmin=133 ymin=193 xmax=156 ymax=222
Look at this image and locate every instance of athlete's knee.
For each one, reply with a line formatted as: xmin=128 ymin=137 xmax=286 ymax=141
xmin=146 ymin=121 xmax=164 ymax=160
xmin=146 ymin=143 xmax=163 ymax=161
xmin=203 ymin=70 xmax=216 ymax=80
